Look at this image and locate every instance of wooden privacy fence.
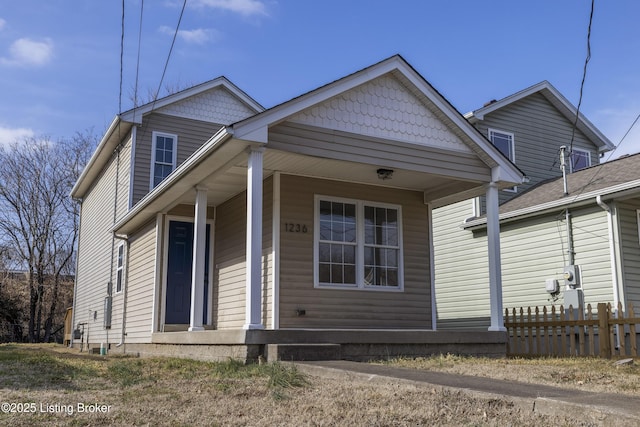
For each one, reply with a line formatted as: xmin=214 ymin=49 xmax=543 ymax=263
xmin=504 ymin=302 xmax=640 ymax=358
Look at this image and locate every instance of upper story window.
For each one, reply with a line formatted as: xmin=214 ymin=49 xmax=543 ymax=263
xmin=314 ymin=196 xmax=403 ymax=291
xmin=151 ymin=131 xmax=178 ymax=189
xmin=570 ymin=148 xmax=591 ymax=172
xmin=488 ymin=129 xmax=516 ymax=192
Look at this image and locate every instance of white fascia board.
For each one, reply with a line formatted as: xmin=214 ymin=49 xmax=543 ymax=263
xmin=464 ymin=179 xmax=640 ymax=230
xmin=71 ymin=116 xmax=132 ymax=199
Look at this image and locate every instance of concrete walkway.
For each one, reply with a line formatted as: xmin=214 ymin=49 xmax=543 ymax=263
xmin=296 ymin=360 xmax=640 ymax=426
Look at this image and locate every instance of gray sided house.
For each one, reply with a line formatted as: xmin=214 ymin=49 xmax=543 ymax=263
xmin=70 ymin=55 xmax=523 ymax=361
xmin=465 ymin=153 xmax=640 ymax=321
xmin=433 ymin=81 xmax=615 ymax=330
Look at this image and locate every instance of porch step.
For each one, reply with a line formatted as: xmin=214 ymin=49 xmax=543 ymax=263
xmin=266 ymin=343 xmax=341 ymax=362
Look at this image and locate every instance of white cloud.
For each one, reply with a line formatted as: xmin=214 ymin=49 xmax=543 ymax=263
xmin=190 ymin=0 xmax=268 ymax=16
xmin=0 ymin=126 xmax=35 ymax=146
xmin=0 ymin=37 xmax=54 ymax=67
xmin=159 ymin=26 xmax=219 ymax=44
xmin=0 ymin=18 xmax=6 ymax=31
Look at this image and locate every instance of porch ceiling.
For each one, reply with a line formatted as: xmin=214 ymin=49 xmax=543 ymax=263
xmin=169 ymin=146 xmax=485 ymax=208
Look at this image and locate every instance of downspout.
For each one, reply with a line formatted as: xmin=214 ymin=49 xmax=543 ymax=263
xmin=596 ymin=195 xmax=622 ymax=348
xmin=70 ymin=199 xmax=83 ymax=348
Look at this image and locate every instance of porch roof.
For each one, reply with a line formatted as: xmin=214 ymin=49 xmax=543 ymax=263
xmin=113 ymin=55 xmax=525 ymax=236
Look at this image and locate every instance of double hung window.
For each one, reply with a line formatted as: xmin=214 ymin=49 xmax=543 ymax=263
xmin=151 ymin=132 xmax=177 ymax=189
xmin=315 ymin=196 xmax=402 ymax=290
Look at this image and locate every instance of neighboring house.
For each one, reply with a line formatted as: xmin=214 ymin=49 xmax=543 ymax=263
xmin=70 ymin=55 xmax=523 ymax=361
xmin=464 ymin=153 xmax=640 ymax=321
xmin=433 ymin=81 xmax=615 ymax=330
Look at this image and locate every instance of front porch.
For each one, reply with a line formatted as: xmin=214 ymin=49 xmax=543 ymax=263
xmin=110 ymin=329 xmax=508 ymax=362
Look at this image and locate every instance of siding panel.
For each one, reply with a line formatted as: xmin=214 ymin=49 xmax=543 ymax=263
xmin=213 ymin=177 xmax=273 ymax=329
xmin=475 ymin=93 xmax=600 ymax=205
xmin=74 ymin=137 xmax=133 ymax=345
xmin=132 ymin=113 xmax=223 ymax=205
xmin=617 ymin=200 xmax=640 ymax=309
xmin=124 ymin=221 xmax=157 ymax=342
xmin=278 ymin=174 xmax=431 ymax=329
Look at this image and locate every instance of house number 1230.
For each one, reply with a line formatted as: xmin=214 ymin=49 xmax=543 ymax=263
xmin=284 ymin=223 xmax=308 ymax=233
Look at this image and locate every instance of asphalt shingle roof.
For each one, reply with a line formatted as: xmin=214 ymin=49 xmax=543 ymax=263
xmin=500 ymin=152 xmax=640 ymax=215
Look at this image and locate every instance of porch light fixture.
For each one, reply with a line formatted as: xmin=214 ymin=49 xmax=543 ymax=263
xmin=376 ymin=168 xmax=394 ymax=180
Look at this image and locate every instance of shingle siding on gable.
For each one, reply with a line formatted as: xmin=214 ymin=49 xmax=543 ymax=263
xmin=474 ymin=93 xmax=598 ymax=204
xmin=131 ymin=113 xmax=223 ymax=205
xmin=157 ymin=86 xmax=257 ymax=124
xmin=288 ymin=74 xmax=471 ymax=153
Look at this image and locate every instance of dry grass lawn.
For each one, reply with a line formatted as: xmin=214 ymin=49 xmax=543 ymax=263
xmin=0 ymin=344 xmax=637 ymax=426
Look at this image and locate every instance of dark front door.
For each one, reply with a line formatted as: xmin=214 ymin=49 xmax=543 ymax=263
xmin=165 ymin=220 xmax=210 ymax=324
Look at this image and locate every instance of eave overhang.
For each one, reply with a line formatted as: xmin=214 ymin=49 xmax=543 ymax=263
xmin=463 ymin=179 xmax=640 ymax=231
xmin=71 ymin=116 xmax=132 ymax=200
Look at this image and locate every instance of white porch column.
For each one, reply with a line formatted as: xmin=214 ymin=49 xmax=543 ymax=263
xmin=486 ymin=181 xmax=505 ymax=331
xmin=189 ymin=186 xmax=207 ymax=331
xmin=244 ymin=147 xmax=265 ymax=330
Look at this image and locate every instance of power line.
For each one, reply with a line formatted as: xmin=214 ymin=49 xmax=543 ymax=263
xmin=118 ymin=0 xmax=125 ymax=115
xmin=604 ymin=111 xmax=640 ymax=162
xmin=152 ymin=0 xmax=187 ymax=104
xmin=568 ymin=0 xmax=595 ymax=168
xmin=132 ymin=0 xmax=145 ymax=116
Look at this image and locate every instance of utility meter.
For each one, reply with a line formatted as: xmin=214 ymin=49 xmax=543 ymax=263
xmin=545 ymin=278 xmax=559 ymax=294
xmin=563 ymin=265 xmax=581 ymax=288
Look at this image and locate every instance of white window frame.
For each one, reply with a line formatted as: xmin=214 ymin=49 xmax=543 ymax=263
xmin=115 ymin=243 xmax=125 ymax=294
xmin=570 ymin=148 xmax=591 ymax=172
xmin=313 ymin=195 xmax=404 ymax=292
xmin=150 ymin=131 xmax=178 ymax=189
xmin=488 ymin=128 xmax=517 ymax=192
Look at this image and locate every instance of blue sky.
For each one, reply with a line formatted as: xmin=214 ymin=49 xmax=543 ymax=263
xmin=1 ymin=0 xmax=639 ymax=160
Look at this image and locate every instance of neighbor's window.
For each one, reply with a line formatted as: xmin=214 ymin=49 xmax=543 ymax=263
xmin=315 ymin=196 xmax=403 ymax=290
xmin=570 ymin=148 xmax=591 ymax=172
xmin=116 ymin=243 xmax=124 ymax=293
xmin=151 ymin=132 xmax=177 ymax=189
xmin=489 ymin=129 xmax=516 ymax=192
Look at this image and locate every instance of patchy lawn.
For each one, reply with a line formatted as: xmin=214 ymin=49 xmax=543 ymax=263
xmin=0 ymin=344 xmax=631 ymax=426
xmin=382 ymin=353 xmax=640 ymax=396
